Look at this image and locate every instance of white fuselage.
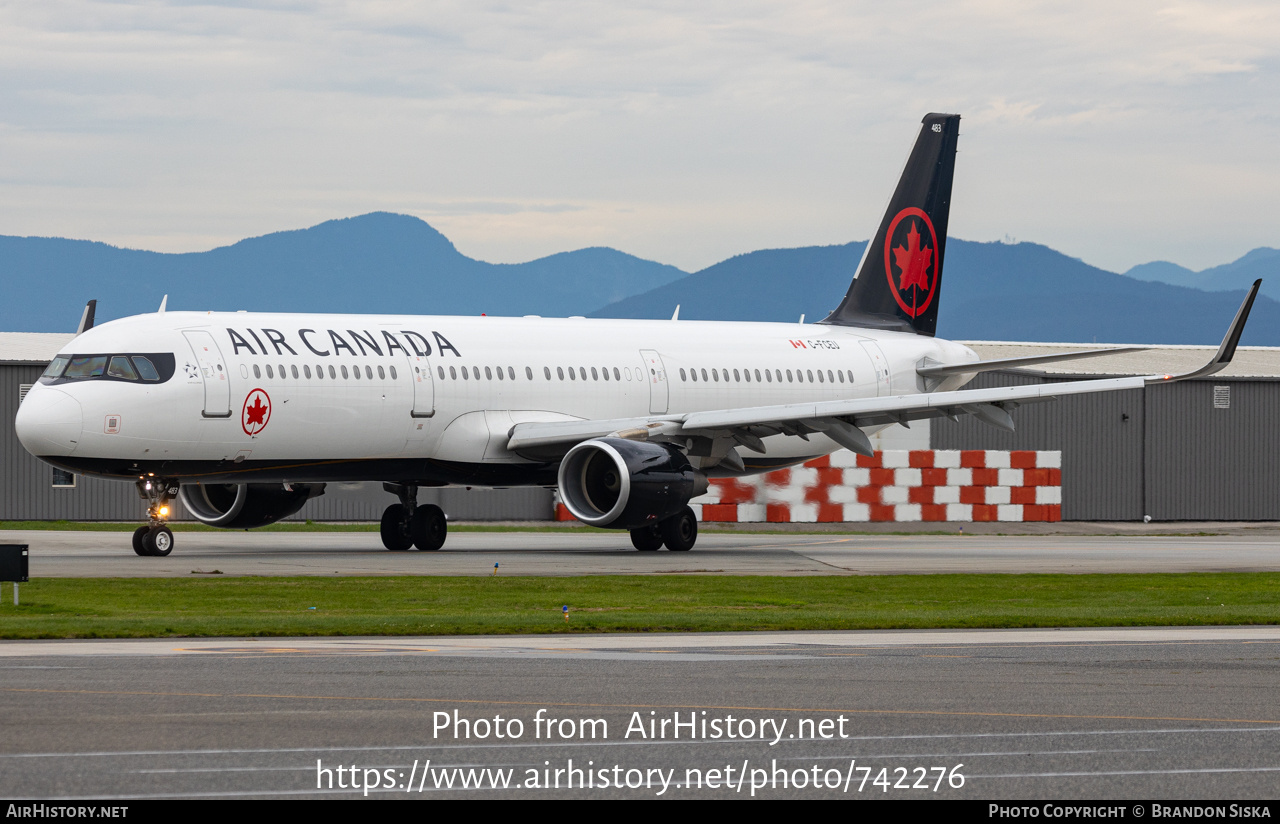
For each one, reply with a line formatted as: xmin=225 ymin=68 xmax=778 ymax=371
xmin=16 ymin=311 xmax=978 ymax=482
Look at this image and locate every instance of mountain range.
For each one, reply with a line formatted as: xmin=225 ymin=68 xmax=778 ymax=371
xmin=1124 ymin=248 xmax=1280 ymax=302
xmin=2 ymin=212 xmax=1276 ymax=346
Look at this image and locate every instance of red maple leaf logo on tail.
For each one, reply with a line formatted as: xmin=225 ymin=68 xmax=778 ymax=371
xmin=893 ymin=221 xmax=932 ymax=292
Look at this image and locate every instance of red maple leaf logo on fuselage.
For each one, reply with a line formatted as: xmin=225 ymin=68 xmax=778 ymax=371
xmin=242 ymin=389 xmax=271 ymax=435
xmin=245 ymin=396 xmax=267 ymax=426
xmin=893 ymin=221 xmax=933 ymax=293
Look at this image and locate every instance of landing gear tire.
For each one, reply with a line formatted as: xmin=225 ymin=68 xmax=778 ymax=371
xmin=380 ymin=504 xmax=414 ymax=551
xmin=132 ymin=526 xmax=151 ymax=556
xmin=144 ymin=526 xmax=174 ymax=557
xmin=630 ymin=525 xmax=663 ymax=551
xmin=411 ymin=504 xmax=447 ymax=551
xmin=659 ymin=506 xmax=698 ymax=552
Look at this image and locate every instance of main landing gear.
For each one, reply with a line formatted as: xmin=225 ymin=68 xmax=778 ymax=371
xmin=381 ymin=483 xmax=447 ymax=551
xmin=133 ymin=478 xmax=179 ymax=557
xmin=629 ymin=505 xmax=697 ymax=552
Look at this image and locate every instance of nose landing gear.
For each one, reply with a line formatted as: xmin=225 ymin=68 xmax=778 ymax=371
xmin=381 ymin=483 xmax=448 ymax=551
xmin=134 ymin=478 xmax=178 ymax=557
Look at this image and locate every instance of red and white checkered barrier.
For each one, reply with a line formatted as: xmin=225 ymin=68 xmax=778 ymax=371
xmin=555 ymin=450 xmax=1062 ymax=523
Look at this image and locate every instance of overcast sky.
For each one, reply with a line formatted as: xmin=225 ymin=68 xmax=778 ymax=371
xmin=2 ymin=1 xmax=1278 ymax=273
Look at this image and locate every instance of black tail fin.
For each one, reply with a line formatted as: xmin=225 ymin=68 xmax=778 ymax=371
xmin=821 ymin=113 xmax=960 ymax=336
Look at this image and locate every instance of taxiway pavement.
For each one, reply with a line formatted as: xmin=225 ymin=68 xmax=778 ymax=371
xmin=1 ymin=627 xmax=1277 ymax=799
xmin=7 ymin=528 xmax=1280 ymax=577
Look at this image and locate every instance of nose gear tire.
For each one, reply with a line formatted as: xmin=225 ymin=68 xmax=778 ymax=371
xmin=132 ymin=526 xmax=151 ymax=556
xmin=144 ymin=526 xmax=174 ymax=557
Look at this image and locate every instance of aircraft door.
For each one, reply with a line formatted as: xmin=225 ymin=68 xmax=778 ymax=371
xmin=407 ymin=352 xmax=435 ymax=418
xmin=860 ymin=341 xmax=892 ymax=396
xmin=183 ymin=330 xmax=232 ymax=418
xmin=640 ymin=349 xmax=668 ymax=414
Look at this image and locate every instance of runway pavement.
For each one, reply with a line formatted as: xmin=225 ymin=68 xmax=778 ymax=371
xmin=1 ymin=627 xmax=1277 ymax=799
xmin=7 ymin=528 xmax=1280 ymax=576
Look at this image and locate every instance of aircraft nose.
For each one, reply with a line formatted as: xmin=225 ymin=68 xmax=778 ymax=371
xmin=15 ymin=388 xmax=83 ymax=456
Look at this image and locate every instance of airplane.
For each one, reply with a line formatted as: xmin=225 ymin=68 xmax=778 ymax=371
xmin=14 ymin=113 xmax=1261 ymax=557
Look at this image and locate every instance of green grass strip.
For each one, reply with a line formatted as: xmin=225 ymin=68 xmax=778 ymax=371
xmin=0 ymin=573 xmax=1276 ymax=639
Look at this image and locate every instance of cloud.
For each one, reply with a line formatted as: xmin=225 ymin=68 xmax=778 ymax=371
xmin=1 ymin=1 xmax=1279 ymax=271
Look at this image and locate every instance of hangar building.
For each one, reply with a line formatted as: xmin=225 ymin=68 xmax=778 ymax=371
xmin=929 ymin=342 xmax=1280 ymax=521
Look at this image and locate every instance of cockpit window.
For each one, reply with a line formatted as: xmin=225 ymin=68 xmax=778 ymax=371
xmin=42 ymin=356 xmax=69 ymax=379
xmin=132 ymin=356 xmax=160 ymax=381
xmin=64 ymin=356 xmax=108 ymax=379
xmin=108 ymin=356 xmax=138 ymax=380
xmin=40 ymin=353 xmax=175 ymax=386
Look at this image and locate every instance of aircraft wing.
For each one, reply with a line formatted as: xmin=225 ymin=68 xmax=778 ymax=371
xmin=506 ymin=375 xmax=1144 ymax=458
xmin=508 ymin=280 xmax=1260 ymax=462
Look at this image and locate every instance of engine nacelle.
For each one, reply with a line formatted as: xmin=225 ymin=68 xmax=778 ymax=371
xmin=178 ymin=483 xmax=326 ymax=529
xmin=557 ymin=438 xmax=707 ymax=529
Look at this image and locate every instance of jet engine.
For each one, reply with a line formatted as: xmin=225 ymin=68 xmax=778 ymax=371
xmin=178 ymin=483 xmax=326 ymax=529
xmin=557 ymin=438 xmax=707 ymax=529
